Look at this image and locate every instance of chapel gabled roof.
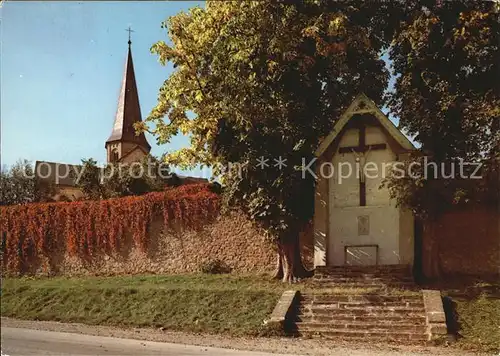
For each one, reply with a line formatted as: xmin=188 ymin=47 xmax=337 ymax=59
xmin=315 ymin=93 xmax=415 ymax=156
xmin=106 ymin=41 xmax=151 ymax=151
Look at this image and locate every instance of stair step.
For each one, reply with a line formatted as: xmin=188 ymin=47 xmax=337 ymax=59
xmin=299 ymin=329 xmax=428 ymax=342
xmin=301 ymin=302 xmax=424 ymax=312
xmin=301 ymin=299 xmax=423 ymax=308
xmin=313 ymin=274 xmax=413 ymax=278
xmin=312 ymin=279 xmax=415 ymax=284
xmin=296 ymin=314 xmax=426 ymax=323
xmin=296 ymin=321 xmax=427 ymax=333
xmin=316 ymin=264 xmax=410 ymax=271
xmin=304 ymin=302 xmax=425 ymax=309
xmin=314 ymin=277 xmax=414 ymax=282
xmin=299 ymin=306 xmax=425 ymax=316
xmin=314 ymin=277 xmax=413 ymax=280
xmin=300 ymin=294 xmax=422 ymax=303
xmin=310 ymin=283 xmax=417 ymax=290
xmin=307 ymin=283 xmax=396 ymax=289
xmin=316 ymin=271 xmax=410 ymax=275
xmin=315 ymin=269 xmax=411 ymax=274
xmin=314 ymin=277 xmax=414 ymax=281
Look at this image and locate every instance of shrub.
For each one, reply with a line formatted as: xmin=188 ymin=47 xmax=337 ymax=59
xmin=77 ymin=156 xmax=172 ymax=200
xmin=0 ymin=160 xmax=55 ymax=206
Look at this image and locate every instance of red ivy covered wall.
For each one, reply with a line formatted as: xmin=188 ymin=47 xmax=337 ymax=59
xmin=0 ymin=184 xmax=233 ymax=275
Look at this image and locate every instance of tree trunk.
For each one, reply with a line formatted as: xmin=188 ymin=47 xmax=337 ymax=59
xmin=272 ymin=249 xmax=284 ymax=280
xmin=273 ymin=232 xmax=313 ymax=283
xmin=422 ymin=222 xmax=442 ymax=280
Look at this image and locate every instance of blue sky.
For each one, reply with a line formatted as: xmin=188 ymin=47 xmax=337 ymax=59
xmin=1 ymin=1 xmax=203 ymax=173
xmin=1 ymin=1 xmax=408 ymax=175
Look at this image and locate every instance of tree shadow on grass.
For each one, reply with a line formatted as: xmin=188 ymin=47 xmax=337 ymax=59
xmin=442 ymin=295 xmax=462 ymax=341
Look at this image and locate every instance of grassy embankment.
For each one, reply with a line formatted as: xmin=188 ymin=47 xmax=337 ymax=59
xmin=0 ymin=273 xmax=412 ymax=336
xmin=454 ymin=296 xmax=500 ymax=353
xmin=1 ymin=274 xmax=287 ymax=336
xmin=0 ymin=273 xmax=395 ymax=337
xmin=443 ymin=282 xmax=500 ymax=353
xmin=2 ymin=274 xmax=498 ymax=352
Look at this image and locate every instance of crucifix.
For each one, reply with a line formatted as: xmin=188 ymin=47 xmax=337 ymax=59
xmin=126 ymin=26 xmax=134 ymax=45
xmin=338 ymin=117 xmax=387 ymax=206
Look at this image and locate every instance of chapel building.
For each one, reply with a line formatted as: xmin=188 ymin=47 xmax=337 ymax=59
xmin=313 ymin=93 xmax=416 ymax=267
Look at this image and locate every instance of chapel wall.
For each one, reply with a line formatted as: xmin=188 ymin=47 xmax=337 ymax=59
xmin=313 ymin=156 xmax=329 ymax=267
xmin=330 ymin=128 xmax=359 ymax=208
xmin=328 ymin=205 xmax=401 ymax=265
xmin=326 ymin=124 xmax=404 ymax=266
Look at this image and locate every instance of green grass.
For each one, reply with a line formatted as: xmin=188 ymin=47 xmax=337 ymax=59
xmin=8 ymin=272 xmax=493 ymax=349
xmin=0 ymin=274 xmax=422 ymax=338
xmin=1 ymin=274 xmax=287 ymax=336
xmin=453 ymin=295 xmax=500 ymax=353
xmin=437 ymin=280 xmax=500 ymax=353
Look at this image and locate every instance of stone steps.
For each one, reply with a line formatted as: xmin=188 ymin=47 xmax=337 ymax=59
xmin=301 ymin=300 xmax=424 ymax=308
xmin=314 ymin=270 xmax=411 ymax=276
xmin=314 ymin=270 xmax=411 ymax=278
xmin=315 ymin=264 xmax=410 ymax=273
xmin=301 ymin=301 xmax=425 ymax=310
xmin=296 ymin=314 xmax=426 ymax=324
xmin=299 ymin=329 xmax=428 ymax=342
xmin=294 ymin=265 xmax=428 ymax=344
xmin=307 ymin=282 xmax=416 ymax=289
xmin=299 ymin=306 xmax=425 ymax=316
xmin=313 ymin=276 xmax=415 ymax=282
xmin=301 ymin=296 xmax=424 ymax=308
xmin=313 ymin=278 xmax=413 ymax=284
xmin=312 ymin=265 xmax=417 ymax=290
xmin=297 ymin=321 xmax=426 ymax=333
xmin=300 ymin=294 xmax=422 ymax=303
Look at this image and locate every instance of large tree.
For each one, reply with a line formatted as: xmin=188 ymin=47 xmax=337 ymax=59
xmin=143 ymin=1 xmax=396 ymax=281
xmin=386 ymin=1 xmax=499 ymax=277
xmin=390 ymin=1 xmax=499 ymax=163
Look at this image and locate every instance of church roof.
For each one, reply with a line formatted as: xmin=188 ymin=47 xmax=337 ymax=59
xmin=106 ymin=41 xmax=151 ymax=151
xmin=315 ymin=93 xmax=415 ymax=156
xmin=35 ymin=161 xmax=83 ymax=187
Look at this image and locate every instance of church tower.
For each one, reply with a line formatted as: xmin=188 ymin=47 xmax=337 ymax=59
xmin=106 ymin=32 xmax=151 ymax=164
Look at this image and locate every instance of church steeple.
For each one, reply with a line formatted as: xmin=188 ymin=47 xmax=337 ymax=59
xmin=106 ymin=31 xmax=151 ymax=163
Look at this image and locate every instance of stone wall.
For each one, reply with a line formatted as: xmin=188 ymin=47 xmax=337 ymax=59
xmin=422 ymin=208 xmax=499 ymax=278
xmin=18 ymin=212 xmax=277 ymax=276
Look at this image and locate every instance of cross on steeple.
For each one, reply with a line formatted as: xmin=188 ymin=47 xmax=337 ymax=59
xmin=126 ymin=26 xmax=134 ymax=45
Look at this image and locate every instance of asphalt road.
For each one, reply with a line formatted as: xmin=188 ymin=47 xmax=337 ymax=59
xmin=1 ymin=327 xmax=296 ymax=356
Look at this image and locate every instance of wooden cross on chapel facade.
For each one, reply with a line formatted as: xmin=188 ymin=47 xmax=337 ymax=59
xmin=338 ymin=115 xmax=387 ymax=207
